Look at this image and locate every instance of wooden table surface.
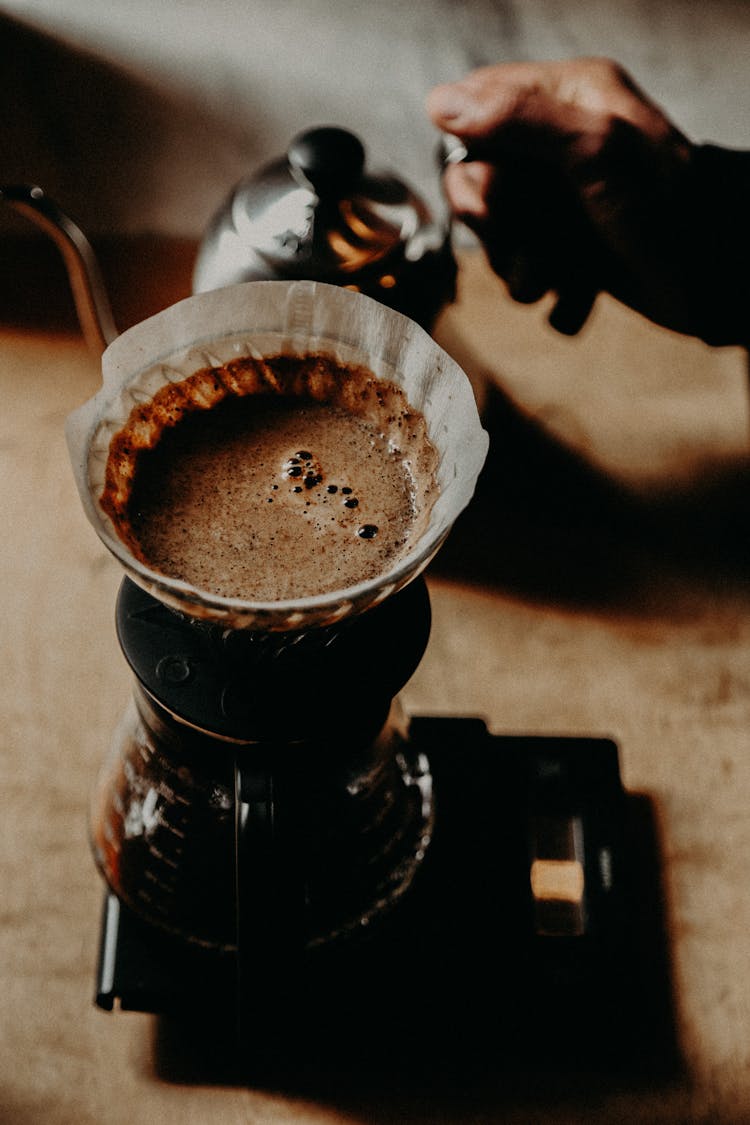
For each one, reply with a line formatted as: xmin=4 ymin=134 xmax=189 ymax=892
xmin=2 ymin=241 xmax=750 ymax=1124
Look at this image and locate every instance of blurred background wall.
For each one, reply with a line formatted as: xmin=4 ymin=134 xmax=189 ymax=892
xmin=2 ymin=0 xmax=750 ymax=239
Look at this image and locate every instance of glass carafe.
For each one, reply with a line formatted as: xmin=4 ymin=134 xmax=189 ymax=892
xmin=90 ymin=576 xmax=435 ymax=952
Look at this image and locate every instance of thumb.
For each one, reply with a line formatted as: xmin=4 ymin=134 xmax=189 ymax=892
xmin=426 ymin=77 xmax=519 ymax=145
xmin=426 ymin=68 xmax=583 ymax=162
xmin=426 ymin=81 xmax=482 ymax=132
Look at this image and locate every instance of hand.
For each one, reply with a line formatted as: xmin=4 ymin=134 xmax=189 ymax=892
xmin=427 ymin=58 xmax=748 ymax=345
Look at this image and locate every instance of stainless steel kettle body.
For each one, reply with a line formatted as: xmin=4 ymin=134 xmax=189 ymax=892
xmin=193 ymin=126 xmax=457 ymax=329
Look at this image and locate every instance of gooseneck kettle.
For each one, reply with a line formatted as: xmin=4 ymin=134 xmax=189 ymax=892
xmin=193 ymin=125 xmax=457 ymax=330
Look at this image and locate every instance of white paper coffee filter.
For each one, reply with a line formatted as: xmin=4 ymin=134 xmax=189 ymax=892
xmin=66 ymin=280 xmax=488 ymax=630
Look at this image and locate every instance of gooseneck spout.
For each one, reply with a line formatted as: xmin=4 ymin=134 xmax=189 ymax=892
xmin=1 ymin=184 xmax=118 ymax=354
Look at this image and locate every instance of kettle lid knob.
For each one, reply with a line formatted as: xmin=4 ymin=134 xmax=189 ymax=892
xmin=287 ymin=126 xmax=365 ymax=196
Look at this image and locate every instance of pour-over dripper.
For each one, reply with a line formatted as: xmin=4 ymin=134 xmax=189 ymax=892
xmin=66 ymin=279 xmax=488 ymax=631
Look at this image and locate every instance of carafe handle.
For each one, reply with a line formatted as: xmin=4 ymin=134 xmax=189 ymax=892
xmin=233 ymin=749 xmax=305 ymax=1044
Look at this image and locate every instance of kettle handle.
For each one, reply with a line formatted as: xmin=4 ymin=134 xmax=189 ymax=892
xmin=0 ymin=183 xmax=118 ymax=354
xmin=233 ymin=749 xmax=305 ymax=1044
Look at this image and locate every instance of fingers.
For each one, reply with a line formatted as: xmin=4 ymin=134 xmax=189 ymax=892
xmin=427 ymin=58 xmax=674 ymax=153
xmin=441 ymin=160 xmax=493 ymax=221
xmin=443 ymin=152 xmax=601 ymax=322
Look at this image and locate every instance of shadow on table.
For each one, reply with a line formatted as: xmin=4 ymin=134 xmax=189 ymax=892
xmin=150 ymin=725 xmax=681 ymax=1121
xmin=433 ymin=381 xmax=750 ymax=615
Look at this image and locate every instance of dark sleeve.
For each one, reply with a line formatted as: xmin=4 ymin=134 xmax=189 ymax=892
xmin=689 ymin=143 xmax=750 ymax=349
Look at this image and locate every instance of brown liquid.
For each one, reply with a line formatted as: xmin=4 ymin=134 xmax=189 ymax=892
xmin=101 ymin=354 xmax=438 ymax=601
